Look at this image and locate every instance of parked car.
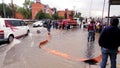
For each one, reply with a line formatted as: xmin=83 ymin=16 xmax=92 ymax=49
xmin=32 ymin=21 xmax=43 ymax=27
xmin=0 ymin=18 xmax=30 ymax=43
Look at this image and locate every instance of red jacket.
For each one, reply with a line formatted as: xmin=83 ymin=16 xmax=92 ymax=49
xmin=88 ymin=24 xmax=95 ymax=31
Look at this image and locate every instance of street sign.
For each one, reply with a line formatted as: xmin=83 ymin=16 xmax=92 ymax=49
xmin=110 ymin=0 xmax=120 ymax=5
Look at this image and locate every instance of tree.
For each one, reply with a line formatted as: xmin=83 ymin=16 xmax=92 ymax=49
xmin=23 ymin=0 xmax=30 ymax=9
xmin=35 ymin=11 xmax=45 ymax=19
xmin=75 ymin=12 xmax=84 ymax=22
xmin=0 ymin=3 xmax=12 ymax=18
xmin=75 ymin=12 xmax=81 ymax=18
xmin=35 ymin=11 xmax=52 ymax=19
xmin=22 ymin=0 xmax=34 ymax=19
xmin=16 ymin=0 xmax=34 ymax=19
xmin=17 ymin=7 xmax=32 ymax=19
xmin=0 ymin=4 xmax=4 ymax=17
xmin=45 ymin=13 xmax=52 ymax=19
xmin=23 ymin=0 xmax=34 ymax=9
xmin=17 ymin=7 xmax=28 ymax=18
xmin=59 ymin=16 xmax=65 ymax=19
xmin=69 ymin=11 xmax=74 ymax=19
xmin=52 ymin=12 xmax=58 ymax=20
xmin=8 ymin=3 xmax=19 ymax=18
xmin=6 ymin=4 xmax=12 ymax=18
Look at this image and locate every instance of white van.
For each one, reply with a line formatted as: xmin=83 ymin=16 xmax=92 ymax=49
xmin=0 ymin=18 xmax=30 ymax=43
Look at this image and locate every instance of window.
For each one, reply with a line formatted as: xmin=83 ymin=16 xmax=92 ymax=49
xmin=5 ymin=20 xmax=14 ymax=27
xmin=5 ymin=20 xmax=24 ymax=27
xmin=21 ymin=21 xmax=26 ymax=26
xmin=12 ymin=20 xmax=22 ymax=26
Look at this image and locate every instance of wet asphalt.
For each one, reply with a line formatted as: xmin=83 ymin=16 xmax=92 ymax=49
xmin=0 ymin=26 xmax=120 ymax=68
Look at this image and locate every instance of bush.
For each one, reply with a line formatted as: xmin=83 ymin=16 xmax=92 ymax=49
xmin=35 ymin=11 xmax=52 ymax=19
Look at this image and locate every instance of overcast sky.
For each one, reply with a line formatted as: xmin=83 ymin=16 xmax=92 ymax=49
xmin=0 ymin=0 xmax=120 ymax=17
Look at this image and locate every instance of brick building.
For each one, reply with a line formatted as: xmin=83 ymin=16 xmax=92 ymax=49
xmin=32 ymin=1 xmax=53 ymax=19
xmin=15 ymin=12 xmax=24 ymax=19
xmin=15 ymin=0 xmax=74 ymax=19
xmin=58 ymin=9 xmax=74 ymax=19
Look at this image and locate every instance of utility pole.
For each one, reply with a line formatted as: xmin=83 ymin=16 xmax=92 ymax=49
xmin=11 ymin=0 xmax=15 ymax=18
xmin=2 ymin=0 xmax=6 ymax=18
xmin=102 ymin=0 xmax=106 ymax=22
xmin=108 ymin=0 xmax=111 ymax=24
xmin=89 ymin=0 xmax=93 ymax=17
xmin=73 ymin=6 xmax=75 ymax=16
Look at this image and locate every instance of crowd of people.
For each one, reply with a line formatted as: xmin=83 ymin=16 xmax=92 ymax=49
xmin=44 ymin=17 xmax=108 ymax=37
xmin=45 ymin=19 xmax=76 ymax=33
xmin=54 ymin=20 xmax=71 ymax=30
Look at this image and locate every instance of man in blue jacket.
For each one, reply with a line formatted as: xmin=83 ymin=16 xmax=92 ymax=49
xmin=99 ymin=17 xmax=120 ymax=68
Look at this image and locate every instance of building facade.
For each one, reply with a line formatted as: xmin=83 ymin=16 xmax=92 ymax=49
xmin=32 ymin=1 xmax=53 ymax=19
xmin=15 ymin=12 xmax=24 ymax=19
xmin=58 ymin=9 xmax=74 ymax=19
xmin=15 ymin=0 xmax=74 ymax=19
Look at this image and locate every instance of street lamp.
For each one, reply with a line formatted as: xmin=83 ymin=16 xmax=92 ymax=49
xmin=2 ymin=0 xmax=6 ymax=18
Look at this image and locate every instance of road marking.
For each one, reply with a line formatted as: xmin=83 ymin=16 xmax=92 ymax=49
xmin=4 ymin=39 xmax=21 ymax=53
xmin=29 ymin=33 xmax=33 ymax=39
xmin=0 ymin=44 xmax=7 ymax=48
xmin=30 ymin=41 xmax=34 ymax=47
xmin=0 ymin=39 xmax=21 ymax=68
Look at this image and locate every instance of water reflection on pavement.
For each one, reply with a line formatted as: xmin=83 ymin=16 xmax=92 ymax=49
xmin=86 ymin=42 xmax=95 ymax=59
xmin=0 ymin=27 xmax=102 ymax=68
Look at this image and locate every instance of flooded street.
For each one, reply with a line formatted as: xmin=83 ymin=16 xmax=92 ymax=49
xmin=0 ymin=0 xmax=120 ymax=68
xmin=0 ymin=26 xmax=102 ymax=68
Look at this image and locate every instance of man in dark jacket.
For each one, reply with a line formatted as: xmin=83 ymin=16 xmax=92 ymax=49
xmin=46 ymin=20 xmax=52 ymax=35
xmin=99 ymin=17 xmax=120 ymax=68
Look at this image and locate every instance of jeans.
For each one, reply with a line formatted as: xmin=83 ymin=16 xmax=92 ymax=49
xmin=101 ymin=47 xmax=117 ymax=68
xmin=88 ymin=30 xmax=95 ymax=42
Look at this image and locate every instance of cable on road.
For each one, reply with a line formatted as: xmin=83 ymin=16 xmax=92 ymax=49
xmin=39 ymin=33 xmax=120 ymax=64
xmin=39 ymin=34 xmax=51 ymax=48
